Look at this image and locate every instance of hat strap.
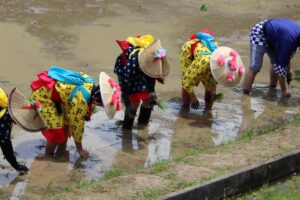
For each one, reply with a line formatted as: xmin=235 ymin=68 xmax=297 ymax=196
xmin=22 ymin=100 xmax=42 ymax=120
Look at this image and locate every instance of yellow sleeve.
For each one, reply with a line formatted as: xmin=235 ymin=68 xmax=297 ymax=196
xmin=69 ymin=94 xmax=87 ymax=142
xmin=0 ymin=88 xmax=8 ymax=119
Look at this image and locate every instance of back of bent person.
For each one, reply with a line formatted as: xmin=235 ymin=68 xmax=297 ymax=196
xmin=243 ymin=18 xmax=300 ymax=97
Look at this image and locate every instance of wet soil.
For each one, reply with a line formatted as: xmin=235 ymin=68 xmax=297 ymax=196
xmin=0 ymin=0 xmax=300 ymax=199
xmin=47 ymin=122 xmax=300 ymax=200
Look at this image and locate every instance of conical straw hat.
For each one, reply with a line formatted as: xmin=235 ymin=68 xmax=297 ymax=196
xmin=138 ymin=40 xmax=171 ymax=78
xmin=210 ymin=46 xmax=245 ymax=87
xmin=8 ymin=87 xmax=46 ymax=132
xmin=99 ymin=72 xmax=121 ymax=119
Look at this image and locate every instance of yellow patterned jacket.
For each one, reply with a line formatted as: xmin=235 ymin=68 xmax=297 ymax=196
xmin=31 ymin=73 xmax=93 ymax=142
xmin=180 ymin=39 xmax=218 ymax=93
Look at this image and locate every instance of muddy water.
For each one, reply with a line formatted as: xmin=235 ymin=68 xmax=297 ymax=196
xmin=1 ymin=0 xmax=300 ymax=199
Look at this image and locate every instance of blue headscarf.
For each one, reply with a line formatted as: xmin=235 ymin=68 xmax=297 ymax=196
xmin=196 ymin=32 xmax=218 ymax=56
xmin=48 ymin=66 xmax=94 ymax=102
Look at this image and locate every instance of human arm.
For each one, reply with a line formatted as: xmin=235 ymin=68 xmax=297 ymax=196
xmin=74 ymin=141 xmax=89 ymax=160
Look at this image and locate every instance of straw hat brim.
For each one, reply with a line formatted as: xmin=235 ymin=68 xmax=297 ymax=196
xmin=8 ymin=87 xmax=47 ymax=132
xmin=210 ymin=46 xmax=245 ymax=87
xmin=99 ymin=72 xmax=117 ymax=120
xmin=139 ymin=40 xmax=171 ymax=78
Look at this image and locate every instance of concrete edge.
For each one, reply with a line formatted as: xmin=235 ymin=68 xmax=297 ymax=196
xmin=157 ymin=149 xmax=300 ymax=200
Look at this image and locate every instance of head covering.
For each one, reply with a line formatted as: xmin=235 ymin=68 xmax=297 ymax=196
xmin=0 ymin=88 xmax=8 ymax=119
xmin=48 ymin=66 xmax=95 ymax=103
xmin=210 ymin=46 xmax=245 ymax=87
xmin=189 ymin=29 xmax=215 ymax=40
xmin=138 ymin=40 xmax=171 ymax=78
xmin=99 ymin=72 xmax=122 ymax=119
xmin=8 ymin=87 xmax=46 ymax=132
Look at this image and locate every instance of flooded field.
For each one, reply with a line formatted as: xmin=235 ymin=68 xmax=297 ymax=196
xmin=1 ymin=0 xmax=300 ymax=199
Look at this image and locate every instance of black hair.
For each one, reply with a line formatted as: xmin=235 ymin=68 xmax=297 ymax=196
xmin=91 ymin=85 xmax=103 ymax=106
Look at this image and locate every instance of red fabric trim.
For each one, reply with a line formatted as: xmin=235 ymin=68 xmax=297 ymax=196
xmin=116 ymin=36 xmax=141 ymax=65
xmin=51 ymin=85 xmax=61 ymax=102
xmin=31 ymin=71 xmax=56 ymax=91
xmin=191 ymin=41 xmax=200 ymax=57
xmin=31 ymin=70 xmax=61 ymax=102
xmin=116 ymin=40 xmax=131 ymax=65
xmin=129 ymin=92 xmax=149 ymax=102
xmin=182 ymin=88 xmax=189 ymax=95
xmin=42 ymin=126 xmax=68 ymax=143
xmin=200 ymin=29 xmax=215 ymax=36
xmin=87 ymin=103 xmax=92 ymax=120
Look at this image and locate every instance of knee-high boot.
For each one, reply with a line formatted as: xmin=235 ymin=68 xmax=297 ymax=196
xmin=138 ymin=106 xmax=152 ymax=125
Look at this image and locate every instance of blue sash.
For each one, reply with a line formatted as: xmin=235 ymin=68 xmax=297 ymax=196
xmin=48 ymin=66 xmax=94 ymax=102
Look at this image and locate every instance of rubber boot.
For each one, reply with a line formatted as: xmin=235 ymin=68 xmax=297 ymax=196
xmin=122 ymin=109 xmax=136 ymax=130
xmin=0 ymin=141 xmax=29 ymax=173
xmin=137 ymin=106 xmax=152 ymax=125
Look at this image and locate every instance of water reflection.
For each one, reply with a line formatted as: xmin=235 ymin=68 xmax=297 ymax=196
xmin=1 ymin=83 xmax=300 ymax=199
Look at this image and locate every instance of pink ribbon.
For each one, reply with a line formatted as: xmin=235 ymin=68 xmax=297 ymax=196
xmin=108 ymin=78 xmax=122 ymax=111
xmin=151 ymin=48 xmax=167 ymax=62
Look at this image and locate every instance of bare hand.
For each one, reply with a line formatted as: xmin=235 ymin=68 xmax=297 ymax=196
xmin=190 ymin=93 xmax=199 ymax=109
xmin=148 ymin=93 xmax=158 ymax=106
xmin=79 ymin=149 xmax=89 ymax=160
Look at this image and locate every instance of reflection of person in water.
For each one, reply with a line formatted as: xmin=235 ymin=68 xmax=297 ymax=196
xmin=243 ymin=18 xmax=300 ymax=97
xmin=180 ymin=30 xmax=245 ymax=111
xmin=114 ymin=35 xmax=171 ymax=130
xmin=28 ymin=66 xmax=121 ymax=159
xmin=0 ymin=88 xmax=29 ymax=175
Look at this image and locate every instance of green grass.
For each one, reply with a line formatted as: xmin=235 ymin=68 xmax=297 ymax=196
xmin=200 ymin=4 xmax=208 ymax=11
xmin=102 ymin=168 xmax=124 ymax=180
xmin=237 ymin=175 xmax=300 ymax=200
xmin=240 ymin=129 xmax=255 ymax=141
xmin=291 ymin=115 xmax=300 ymax=126
xmin=148 ymin=160 xmax=171 ymax=173
xmin=137 ymin=188 xmax=165 ymax=200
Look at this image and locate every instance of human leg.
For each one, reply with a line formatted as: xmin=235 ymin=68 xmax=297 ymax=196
xmin=243 ymin=44 xmax=266 ymax=94
xmin=204 ymin=84 xmax=216 ymax=111
xmin=278 ymin=76 xmax=291 ymax=97
xmin=265 ymin=47 xmax=278 ymax=88
xmin=44 ymin=141 xmax=57 ymax=156
xmin=269 ymin=67 xmax=278 ymax=88
xmin=138 ymin=94 xmax=154 ymax=125
xmin=55 ymin=127 xmax=69 ymax=157
xmin=181 ymin=88 xmax=191 ymax=107
xmin=123 ymin=101 xmax=139 ymax=130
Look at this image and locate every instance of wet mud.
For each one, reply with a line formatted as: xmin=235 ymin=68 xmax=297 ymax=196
xmin=1 ymin=0 xmax=300 ymax=199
